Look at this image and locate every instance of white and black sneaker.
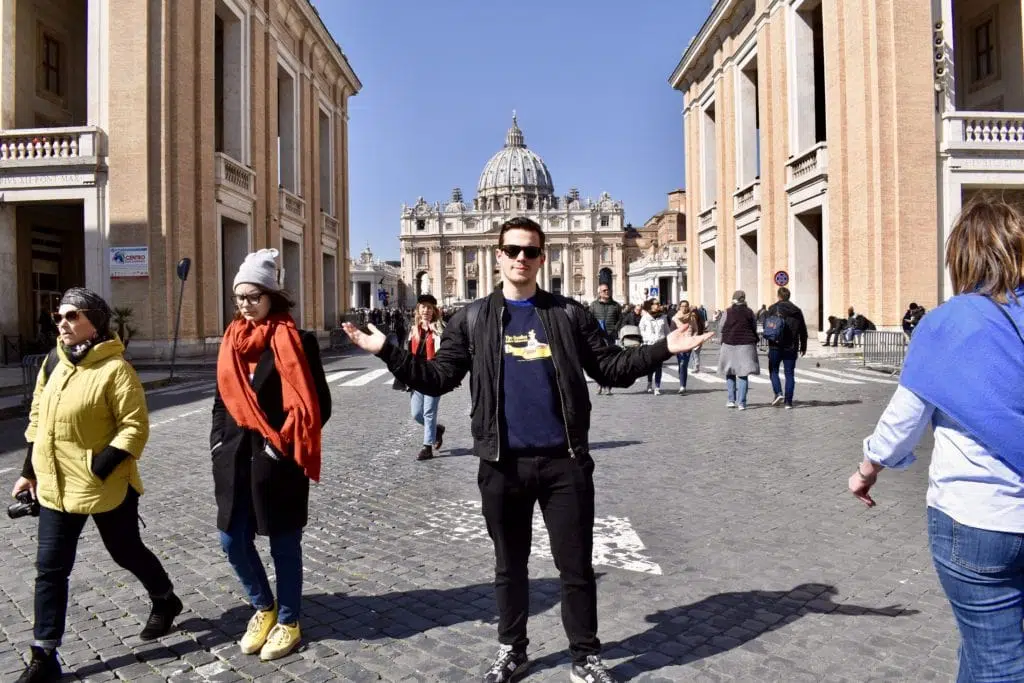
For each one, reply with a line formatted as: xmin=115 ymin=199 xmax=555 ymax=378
xmin=483 ymin=644 xmax=528 ymax=683
xmin=570 ymin=655 xmax=617 ymax=683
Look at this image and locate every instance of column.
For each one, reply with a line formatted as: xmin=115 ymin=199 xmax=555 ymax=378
xmin=0 ymin=0 xmax=15 ymax=129
xmin=455 ymin=247 xmax=466 ymax=300
xmin=82 ymin=186 xmax=110 ymax=301
xmin=0 ymin=206 xmax=17 ymax=336
xmin=484 ymin=246 xmax=494 ymax=293
xmin=433 ymin=248 xmax=444 ymax=301
xmin=542 ymin=254 xmax=551 ymax=291
xmin=87 ymin=0 xmax=109 ymax=128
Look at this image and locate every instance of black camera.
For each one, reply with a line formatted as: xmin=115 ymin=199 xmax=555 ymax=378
xmin=7 ymin=490 xmax=40 ymax=519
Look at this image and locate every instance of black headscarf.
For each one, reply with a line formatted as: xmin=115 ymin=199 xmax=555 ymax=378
xmin=59 ymin=287 xmax=114 ymax=363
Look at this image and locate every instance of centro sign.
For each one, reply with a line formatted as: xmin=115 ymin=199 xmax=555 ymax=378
xmin=109 ymin=246 xmax=150 ymax=278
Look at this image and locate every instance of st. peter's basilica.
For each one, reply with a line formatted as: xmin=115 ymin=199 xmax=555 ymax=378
xmin=399 ymin=114 xmax=633 ymax=306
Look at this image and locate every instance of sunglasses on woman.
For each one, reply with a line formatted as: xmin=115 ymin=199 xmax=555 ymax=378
xmin=499 ymin=245 xmax=543 ymax=259
xmin=52 ymin=310 xmax=93 ymax=324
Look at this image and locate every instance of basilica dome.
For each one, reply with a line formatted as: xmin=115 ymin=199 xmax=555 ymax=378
xmin=476 ymin=114 xmax=555 ymax=207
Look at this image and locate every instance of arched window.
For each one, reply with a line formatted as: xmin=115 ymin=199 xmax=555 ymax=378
xmin=445 ymin=250 xmax=454 ymax=267
xmin=416 ymin=249 xmax=427 ymax=267
xmin=574 ymin=249 xmax=582 ymax=264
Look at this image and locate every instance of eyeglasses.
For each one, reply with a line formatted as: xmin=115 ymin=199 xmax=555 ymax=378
xmin=53 ymin=310 xmax=93 ymax=324
xmin=500 ymin=245 xmax=543 ymax=260
xmin=233 ymin=293 xmax=265 ymax=306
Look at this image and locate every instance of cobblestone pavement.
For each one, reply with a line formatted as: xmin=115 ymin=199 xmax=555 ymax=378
xmin=0 ymin=350 xmax=959 ymax=682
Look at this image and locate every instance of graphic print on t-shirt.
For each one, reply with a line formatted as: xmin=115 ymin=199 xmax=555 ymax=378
xmin=504 ymin=328 xmax=552 ymax=361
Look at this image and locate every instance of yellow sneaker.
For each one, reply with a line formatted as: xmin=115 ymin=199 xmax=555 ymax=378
xmin=239 ymin=605 xmax=277 ymax=655
xmin=259 ymin=622 xmax=301 ymax=661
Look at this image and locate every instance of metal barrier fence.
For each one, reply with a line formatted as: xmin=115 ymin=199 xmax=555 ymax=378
xmin=21 ymin=353 xmax=47 ymax=407
xmin=862 ymin=330 xmax=907 ymax=373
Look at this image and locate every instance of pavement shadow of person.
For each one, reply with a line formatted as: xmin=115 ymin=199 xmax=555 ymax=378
xmin=789 ymin=400 xmax=863 ymax=408
xmin=527 ymin=583 xmax=918 ymax=680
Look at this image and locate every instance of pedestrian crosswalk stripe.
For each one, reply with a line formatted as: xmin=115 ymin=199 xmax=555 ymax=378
xmin=326 ymin=370 xmax=359 ymax=383
xmin=844 ymin=367 xmax=901 ymax=383
xmin=813 ymin=368 xmax=898 ymax=384
xmin=663 ymin=368 xmax=724 ymax=384
xmin=339 ymin=368 xmax=390 ymax=386
xmin=794 ymin=369 xmax=864 ymax=384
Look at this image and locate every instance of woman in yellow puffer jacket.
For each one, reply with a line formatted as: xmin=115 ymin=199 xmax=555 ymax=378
xmin=9 ymin=288 xmax=182 ymax=683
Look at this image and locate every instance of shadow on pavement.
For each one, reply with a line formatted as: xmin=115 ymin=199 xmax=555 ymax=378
xmin=790 ymin=400 xmax=863 ymax=409
xmin=70 ymin=579 xmax=566 ymax=679
xmin=589 ymin=440 xmax=643 ymax=451
xmin=529 ymin=583 xmax=918 ymax=679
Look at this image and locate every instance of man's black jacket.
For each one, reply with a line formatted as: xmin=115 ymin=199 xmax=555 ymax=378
xmin=766 ymin=300 xmax=809 ymax=355
xmin=378 ymin=289 xmax=672 ymax=461
xmin=590 ymin=298 xmax=623 ymax=340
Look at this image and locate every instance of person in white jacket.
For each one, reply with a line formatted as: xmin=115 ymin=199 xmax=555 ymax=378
xmin=640 ymin=299 xmax=670 ymax=395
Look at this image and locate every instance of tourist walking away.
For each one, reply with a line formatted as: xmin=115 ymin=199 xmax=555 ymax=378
xmin=763 ymin=287 xmax=808 ymax=409
xmin=590 ymin=284 xmax=622 ymax=395
xmin=671 ymin=300 xmax=702 ymax=394
xmin=848 ymin=196 xmax=1024 ymax=682
xmin=640 ymin=299 xmax=670 ymax=395
xmin=716 ymin=290 xmax=760 ymax=410
xmin=408 ymin=294 xmax=446 ymax=461
xmin=342 ymin=217 xmax=712 ymax=683
xmin=211 ymin=249 xmax=332 ymax=661
xmin=10 ymin=287 xmax=182 ymax=683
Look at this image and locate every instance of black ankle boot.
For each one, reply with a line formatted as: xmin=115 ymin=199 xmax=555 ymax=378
xmin=139 ymin=592 xmax=183 ymax=641
xmin=15 ymin=646 xmax=60 ymax=683
xmin=416 ymin=445 xmax=433 ymax=461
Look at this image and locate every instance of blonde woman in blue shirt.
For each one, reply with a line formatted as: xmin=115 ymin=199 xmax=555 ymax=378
xmin=849 ymin=196 xmax=1024 ymax=682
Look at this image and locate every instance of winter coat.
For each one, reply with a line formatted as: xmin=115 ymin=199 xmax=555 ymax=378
xmin=210 ymin=331 xmax=332 ymax=536
xmin=639 ymin=312 xmax=670 ymax=345
xmin=590 ymin=299 xmax=623 ymax=340
xmin=25 ymin=337 xmax=148 ymax=515
xmin=719 ymin=304 xmax=759 ymax=346
xmin=379 ymin=288 xmax=672 ymax=462
xmin=766 ymin=300 xmax=809 ymax=354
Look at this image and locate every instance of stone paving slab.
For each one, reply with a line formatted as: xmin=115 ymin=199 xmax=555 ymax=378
xmin=0 ymin=350 xmax=957 ymax=681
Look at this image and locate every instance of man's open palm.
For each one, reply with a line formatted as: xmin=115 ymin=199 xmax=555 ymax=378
xmin=342 ymin=322 xmax=387 ymax=354
xmin=666 ymin=328 xmax=715 ymax=355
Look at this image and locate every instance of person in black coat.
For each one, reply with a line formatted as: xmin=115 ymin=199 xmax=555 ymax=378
xmin=210 ymin=249 xmax=331 ymax=663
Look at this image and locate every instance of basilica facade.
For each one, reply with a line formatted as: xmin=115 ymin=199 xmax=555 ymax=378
xmin=399 ymin=116 xmax=629 ymax=307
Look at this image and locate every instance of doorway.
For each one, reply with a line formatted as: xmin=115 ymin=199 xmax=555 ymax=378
xmin=738 ymin=231 xmax=759 ymax=308
xmin=793 ymin=209 xmax=824 ymax=331
xmin=220 ymin=216 xmax=249 ymax=329
xmin=281 ymin=238 xmax=302 ymax=326
xmin=701 ymin=246 xmax=717 ymax=309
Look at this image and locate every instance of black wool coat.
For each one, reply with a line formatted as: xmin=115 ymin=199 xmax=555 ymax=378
xmin=210 ymin=331 xmax=332 ymax=536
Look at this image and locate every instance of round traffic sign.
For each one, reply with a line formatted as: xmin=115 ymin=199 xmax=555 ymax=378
xmin=774 ymin=270 xmax=789 ymax=286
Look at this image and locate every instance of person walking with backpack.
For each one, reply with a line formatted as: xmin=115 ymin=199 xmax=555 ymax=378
xmin=341 ymin=217 xmax=712 ymax=683
xmin=10 ymin=287 xmax=183 ymax=683
xmin=590 ymin=284 xmax=622 ymax=396
xmin=717 ymin=290 xmax=760 ymax=410
xmin=210 ymin=249 xmax=332 ymax=662
xmin=763 ymin=287 xmax=808 ymax=409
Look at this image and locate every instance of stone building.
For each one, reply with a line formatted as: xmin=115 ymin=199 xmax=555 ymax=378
xmin=398 ymin=115 xmax=629 ymax=307
xmin=626 ymin=190 xmax=689 ymax=306
xmin=0 ymin=0 xmax=360 ymax=359
xmin=348 ymin=245 xmax=401 ymax=311
xmin=669 ymin=0 xmax=1023 ymax=332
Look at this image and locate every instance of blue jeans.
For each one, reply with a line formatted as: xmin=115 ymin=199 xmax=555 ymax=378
xmin=928 ymin=507 xmax=1024 ymax=682
xmin=646 ymin=364 xmax=663 ymax=389
xmin=768 ymin=347 xmax=798 ymax=405
xmin=676 ymin=352 xmax=691 ymax=388
xmin=726 ymin=374 xmax=748 ymax=406
xmin=411 ymin=391 xmax=441 ymax=445
xmin=220 ymin=494 xmax=303 ymax=624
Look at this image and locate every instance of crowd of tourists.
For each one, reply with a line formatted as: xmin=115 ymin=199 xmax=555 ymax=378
xmin=8 ymin=194 xmax=1024 ymax=682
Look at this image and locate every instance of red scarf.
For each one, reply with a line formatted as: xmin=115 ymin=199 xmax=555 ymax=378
xmin=216 ymin=313 xmax=323 ymax=481
xmin=410 ymin=324 xmax=437 ymax=360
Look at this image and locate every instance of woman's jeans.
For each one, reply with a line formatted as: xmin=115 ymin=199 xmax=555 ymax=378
xmin=726 ymin=374 xmax=749 ymax=406
xmin=928 ymin=506 xmax=1024 ymax=682
xmin=768 ymin=347 xmax=798 ymax=404
xmin=646 ymin=364 xmax=663 ymax=389
xmin=34 ymin=489 xmax=172 ymax=650
xmin=411 ymin=391 xmax=441 ymax=445
xmin=690 ymin=347 xmax=701 ymax=371
xmin=676 ymin=352 xmax=691 ymax=388
xmin=220 ymin=489 xmax=303 ymax=624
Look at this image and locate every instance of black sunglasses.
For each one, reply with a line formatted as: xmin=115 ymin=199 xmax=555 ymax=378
xmin=500 ymin=245 xmax=543 ymax=260
xmin=233 ymin=293 xmax=265 ymax=306
xmin=53 ymin=310 xmax=93 ymax=324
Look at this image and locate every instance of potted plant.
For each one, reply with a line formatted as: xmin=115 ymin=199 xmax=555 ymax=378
xmin=112 ymin=307 xmax=138 ymax=348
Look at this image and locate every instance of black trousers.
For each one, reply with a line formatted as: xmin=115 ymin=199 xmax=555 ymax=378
xmin=478 ymin=453 xmax=599 ymax=664
xmin=34 ymin=488 xmax=172 ymax=649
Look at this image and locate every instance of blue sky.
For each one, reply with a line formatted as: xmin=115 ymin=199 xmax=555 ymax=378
xmin=312 ymin=1 xmax=713 ymax=261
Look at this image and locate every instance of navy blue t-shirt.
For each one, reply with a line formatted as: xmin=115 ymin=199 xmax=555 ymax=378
xmin=500 ymin=299 xmax=567 ymax=451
